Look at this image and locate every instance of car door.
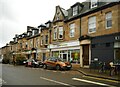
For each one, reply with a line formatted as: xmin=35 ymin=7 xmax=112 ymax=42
xmin=48 ymin=58 xmax=56 ymax=67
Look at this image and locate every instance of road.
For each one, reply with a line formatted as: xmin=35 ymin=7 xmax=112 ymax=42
xmin=1 ymin=64 xmax=119 ymax=87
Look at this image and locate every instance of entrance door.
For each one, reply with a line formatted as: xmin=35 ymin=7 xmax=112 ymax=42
xmin=83 ymin=45 xmax=89 ymax=66
xmin=43 ymin=53 xmax=46 ymax=61
xmin=33 ymin=53 xmax=36 ymax=60
xmin=114 ymin=48 xmax=120 ymax=60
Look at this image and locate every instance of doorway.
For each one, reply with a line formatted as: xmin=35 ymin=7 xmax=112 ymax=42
xmin=60 ymin=52 xmax=68 ymax=61
xmin=83 ymin=45 xmax=89 ymax=66
xmin=43 ymin=53 xmax=46 ymax=61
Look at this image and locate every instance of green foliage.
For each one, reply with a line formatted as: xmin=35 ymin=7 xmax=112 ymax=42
xmin=2 ymin=58 xmax=9 ymax=64
xmin=16 ymin=55 xmax=26 ymax=65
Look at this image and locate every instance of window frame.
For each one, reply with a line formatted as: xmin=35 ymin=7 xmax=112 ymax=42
xmin=53 ymin=27 xmax=58 ymax=40
xmin=69 ymin=23 xmax=75 ymax=38
xmin=45 ymin=35 xmax=48 ymax=44
xmin=73 ymin=6 xmax=78 ymax=16
xmin=41 ymin=35 xmax=44 ymax=45
xmin=91 ymin=0 xmax=98 ymax=8
xmin=106 ymin=11 xmax=112 ymax=29
xmin=88 ymin=16 xmax=96 ymax=33
xmin=58 ymin=26 xmax=63 ymax=39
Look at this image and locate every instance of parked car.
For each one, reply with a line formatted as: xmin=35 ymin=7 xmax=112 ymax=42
xmin=23 ymin=59 xmax=43 ymax=68
xmin=43 ymin=57 xmax=72 ymax=70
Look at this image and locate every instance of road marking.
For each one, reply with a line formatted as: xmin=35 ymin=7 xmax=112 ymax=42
xmin=40 ymin=69 xmax=43 ymax=70
xmin=46 ymin=70 xmax=50 ymax=72
xmin=40 ymin=77 xmax=75 ymax=87
xmin=82 ymin=75 xmax=118 ymax=83
xmin=53 ymin=71 xmax=57 ymax=72
xmin=61 ymin=72 xmax=66 ymax=74
xmin=72 ymin=78 xmax=115 ymax=87
xmin=0 ymin=78 xmax=6 ymax=84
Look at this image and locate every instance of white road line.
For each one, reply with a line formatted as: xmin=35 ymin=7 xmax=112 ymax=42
xmin=53 ymin=70 xmax=57 ymax=72
xmin=46 ymin=70 xmax=50 ymax=71
xmin=40 ymin=77 xmax=75 ymax=87
xmin=72 ymin=78 xmax=115 ymax=87
xmin=0 ymin=78 xmax=6 ymax=84
xmin=61 ymin=72 xmax=65 ymax=73
xmin=82 ymin=75 xmax=118 ymax=83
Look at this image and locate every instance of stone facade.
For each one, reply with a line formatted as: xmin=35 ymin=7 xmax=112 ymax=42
xmin=1 ymin=1 xmax=120 ymax=67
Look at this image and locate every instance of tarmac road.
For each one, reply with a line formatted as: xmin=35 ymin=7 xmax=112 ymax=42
xmin=1 ymin=64 xmax=119 ymax=87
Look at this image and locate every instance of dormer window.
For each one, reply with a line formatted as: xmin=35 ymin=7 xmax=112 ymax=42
xmin=46 ymin=23 xmax=50 ymax=28
xmin=73 ymin=6 xmax=78 ymax=16
xmin=27 ymin=32 xmax=30 ymax=36
xmin=91 ymin=0 xmax=98 ymax=8
xmin=32 ymin=30 xmax=35 ymax=36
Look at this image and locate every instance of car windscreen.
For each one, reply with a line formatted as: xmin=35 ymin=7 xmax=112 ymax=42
xmin=58 ymin=58 xmax=64 ymax=62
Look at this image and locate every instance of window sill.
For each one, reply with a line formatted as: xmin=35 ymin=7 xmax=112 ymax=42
xmin=106 ymin=27 xmax=112 ymax=29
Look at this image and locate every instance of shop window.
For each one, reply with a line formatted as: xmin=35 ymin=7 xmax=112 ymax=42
xmin=71 ymin=50 xmax=80 ymax=63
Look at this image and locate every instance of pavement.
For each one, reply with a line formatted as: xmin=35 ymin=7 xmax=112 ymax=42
xmin=72 ymin=64 xmax=120 ymax=81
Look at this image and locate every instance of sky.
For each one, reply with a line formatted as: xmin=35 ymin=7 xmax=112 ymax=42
xmin=0 ymin=0 xmax=86 ymax=48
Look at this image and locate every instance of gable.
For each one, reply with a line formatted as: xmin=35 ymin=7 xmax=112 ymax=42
xmin=53 ymin=6 xmax=66 ymax=22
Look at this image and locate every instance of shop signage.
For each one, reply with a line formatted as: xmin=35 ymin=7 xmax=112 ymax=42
xmin=49 ymin=41 xmax=79 ymax=49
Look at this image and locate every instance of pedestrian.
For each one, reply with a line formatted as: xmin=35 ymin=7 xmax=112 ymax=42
xmin=13 ymin=56 xmax=16 ymax=66
xmin=109 ymin=61 xmax=115 ymax=76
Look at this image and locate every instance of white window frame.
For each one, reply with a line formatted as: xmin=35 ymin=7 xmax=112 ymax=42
xmin=54 ymin=27 xmax=57 ymax=40
xmin=73 ymin=6 xmax=78 ymax=16
xmin=58 ymin=26 xmax=63 ymax=39
xmin=46 ymin=24 xmax=50 ymax=28
xmin=30 ymin=40 xmax=33 ymax=48
xmin=32 ymin=30 xmax=35 ymax=36
xmin=88 ymin=16 xmax=96 ymax=33
xmin=69 ymin=23 xmax=75 ymax=37
xmin=41 ymin=35 xmax=44 ymax=45
xmin=106 ymin=12 xmax=112 ymax=29
xmin=36 ymin=38 xmax=39 ymax=47
xmin=91 ymin=0 xmax=98 ymax=8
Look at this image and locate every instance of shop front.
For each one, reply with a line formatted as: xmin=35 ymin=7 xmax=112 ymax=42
xmin=49 ymin=41 xmax=80 ymax=64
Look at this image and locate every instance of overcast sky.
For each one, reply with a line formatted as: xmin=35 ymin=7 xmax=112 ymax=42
xmin=0 ymin=0 xmax=87 ymax=48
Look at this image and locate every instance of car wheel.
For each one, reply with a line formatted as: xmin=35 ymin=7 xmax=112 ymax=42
xmin=56 ymin=65 xmax=61 ymax=70
xmin=43 ymin=64 xmax=47 ymax=69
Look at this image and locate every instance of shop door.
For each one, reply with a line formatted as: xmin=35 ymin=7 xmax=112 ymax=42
xmin=83 ymin=45 xmax=89 ymax=66
xmin=63 ymin=54 xmax=67 ymax=61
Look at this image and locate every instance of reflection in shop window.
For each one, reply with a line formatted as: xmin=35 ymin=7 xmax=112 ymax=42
xmin=70 ymin=50 xmax=80 ymax=63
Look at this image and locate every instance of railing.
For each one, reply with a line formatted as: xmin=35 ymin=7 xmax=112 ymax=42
xmin=89 ymin=60 xmax=120 ymax=76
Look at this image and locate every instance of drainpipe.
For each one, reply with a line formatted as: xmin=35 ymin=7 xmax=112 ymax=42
xmin=80 ymin=17 xmax=81 ymax=38
xmin=79 ymin=17 xmax=82 ymax=67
